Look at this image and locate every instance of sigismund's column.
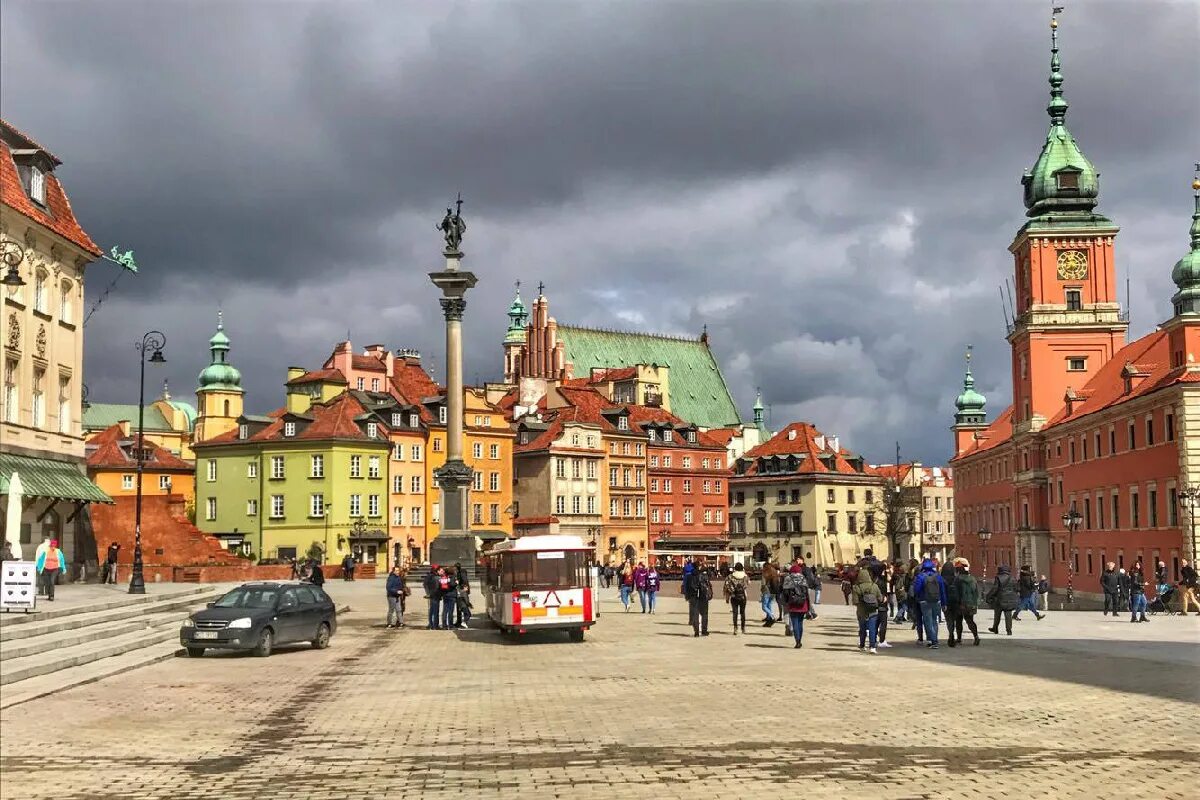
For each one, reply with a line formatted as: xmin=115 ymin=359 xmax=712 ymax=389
xmin=429 ymin=197 xmax=478 ymax=566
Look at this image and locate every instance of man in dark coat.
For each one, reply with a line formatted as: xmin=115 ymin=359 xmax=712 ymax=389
xmin=684 ymin=565 xmax=712 ymax=637
xmin=1100 ymin=563 xmax=1121 ymax=616
xmin=985 ymin=565 xmax=1018 ymax=635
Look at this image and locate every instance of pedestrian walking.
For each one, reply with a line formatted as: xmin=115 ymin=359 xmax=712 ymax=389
xmin=633 ymin=561 xmax=649 ymax=613
xmin=1154 ymin=560 xmax=1170 ymax=599
xmin=801 ymin=560 xmax=820 ymax=619
xmin=645 ymin=565 xmax=661 ymax=614
xmin=760 ymin=562 xmax=778 ymax=625
xmin=840 ymin=568 xmax=853 ymax=605
xmin=852 ymin=566 xmax=884 ymax=654
xmin=1117 ymin=568 xmax=1130 ymax=613
xmin=425 ymin=565 xmax=442 ymax=630
xmin=770 ymin=561 xmax=786 ymax=623
xmin=905 ymin=558 xmax=923 ymax=636
xmin=386 ymin=565 xmax=407 ymax=628
xmin=944 ymin=560 xmax=962 ymax=646
xmin=685 ymin=564 xmax=712 ymax=637
xmin=953 ymin=558 xmax=982 ymax=645
xmin=341 ymin=553 xmax=355 ymax=581
xmin=1013 ymin=565 xmax=1044 ymax=621
xmin=34 ymin=538 xmax=65 ymax=601
xmin=873 ymin=566 xmax=892 ymax=649
xmin=985 ymin=565 xmax=1018 ymax=635
xmin=891 ymin=563 xmax=908 ymax=623
xmin=723 ymin=562 xmax=749 ymax=635
xmin=438 ymin=567 xmax=458 ymax=630
xmin=453 ymin=563 xmax=470 ymax=627
xmin=780 ymin=563 xmax=811 ymax=648
xmin=619 ymin=560 xmax=635 ymax=611
xmin=1128 ymin=561 xmax=1149 ymax=623
xmin=910 ymin=559 xmax=946 ymax=648
xmin=103 ymin=541 xmax=120 ymax=584
xmin=681 ymin=556 xmax=694 ymax=596
xmin=1100 ymin=563 xmax=1120 ymax=616
xmin=1037 ymin=574 xmax=1050 ymax=614
xmin=1181 ymin=560 xmax=1200 ymax=615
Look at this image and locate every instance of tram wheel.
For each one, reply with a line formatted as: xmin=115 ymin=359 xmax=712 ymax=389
xmin=568 ymin=628 xmax=585 ymax=643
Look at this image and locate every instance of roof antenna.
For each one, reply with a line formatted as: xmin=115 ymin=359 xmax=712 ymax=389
xmin=1126 ymin=275 xmax=1131 ymax=331
xmin=999 ymin=285 xmax=1012 ymax=332
xmin=1005 ymin=278 xmax=1017 ymax=319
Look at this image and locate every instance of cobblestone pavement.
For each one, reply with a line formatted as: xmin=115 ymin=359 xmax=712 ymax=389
xmin=1 ymin=582 xmax=1197 ymax=800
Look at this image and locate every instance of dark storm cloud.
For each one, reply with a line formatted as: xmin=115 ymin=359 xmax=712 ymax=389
xmin=2 ymin=0 xmax=1196 ymax=464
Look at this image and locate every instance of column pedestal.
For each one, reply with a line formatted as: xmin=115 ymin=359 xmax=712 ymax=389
xmin=430 ymin=459 xmax=476 ymax=565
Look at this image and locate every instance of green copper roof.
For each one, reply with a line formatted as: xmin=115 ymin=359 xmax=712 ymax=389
xmin=167 ymin=400 xmax=198 ymax=430
xmin=84 ymin=403 xmax=174 ymax=433
xmin=0 ymin=452 xmax=113 ymax=503
xmin=1170 ymin=178 xmax=1200 ymax=315
xmin=556 ymin=325 xmax=742 ymax=429
xmin=198 ymin=311 xmax=244 ymax=393
xmin=954 ymin=348 xmax=986 ymax=426
xmin=505 ymin=287 xmax=528 ymax=344
xmin=1022 ymin=17 xmax=1101 ymax=220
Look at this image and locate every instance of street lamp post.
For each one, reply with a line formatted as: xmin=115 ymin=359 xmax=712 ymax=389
xmin=129 ymin=331 xmax=166 ymax=595
xmin=1 ymin=239 xmax=27 ymax=287
xmin=977 ymin=528 xmax=992 ymax=581
xmin=1061 ymin=503 xmax=1083 ymax=605
xmin=1178 ymin=486 xmax=1200 ymax=566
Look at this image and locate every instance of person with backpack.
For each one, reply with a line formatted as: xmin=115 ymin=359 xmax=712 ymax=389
xmin=840 ymin=567 xmax=853 ymax=605
xmin=780 ymin=563 xmax=811 ymax=649
xmin=645 ymin=565 xmax=661 ymax=614
xmin=985 ymin=565 xmax=1019 ymax=635
xmin=723 ymin=562 xmax=750 ymax=635
xmin=852 ymin=566 xmax=884 ymax=654
xmin=1013 ymin=565 xmax=1044 ymax=621
xmin=952 ymin=558 xmax=982 ymax=645
xmin=759 ymin=562 xmax=777 ymax=625
xmin=910 ymin=559 xmax=946 ymax=649
xmin=633 ymin=561 xmax=649 ymax=613
xmin=684 ymin=563 xmax=712 ymax=637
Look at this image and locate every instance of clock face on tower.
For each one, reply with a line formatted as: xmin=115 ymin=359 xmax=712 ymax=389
xmin=1057 ymin=249 xmax=1088 ymax=281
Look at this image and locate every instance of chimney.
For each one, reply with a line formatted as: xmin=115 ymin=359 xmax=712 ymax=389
xmin=813 ymin=433 xmax=824 ymax=450
xmin=118 ymin=420 xmax=130 ymax=436
xmin=287 ymin=366 xmax=306 ymax=382
xmin=828 ymin=435 xmax=839 ymax=452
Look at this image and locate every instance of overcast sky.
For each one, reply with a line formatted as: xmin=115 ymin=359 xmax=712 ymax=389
xmin=3 ymin=0 xmax=1197 ymax=465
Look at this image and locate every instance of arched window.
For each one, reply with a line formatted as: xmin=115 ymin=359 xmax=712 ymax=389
xmin=59 ymin=280 xmax=73 ymax=323
xmin=34 ymin=270 xmax=48 ymax=313
xmin=223 ymin=399 xmax=230 ymax=417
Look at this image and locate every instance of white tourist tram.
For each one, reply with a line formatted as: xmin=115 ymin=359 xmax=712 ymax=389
xmin=482 ymin=535 xmax=598 ymax=641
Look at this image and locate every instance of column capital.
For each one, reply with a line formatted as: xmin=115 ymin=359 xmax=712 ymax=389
xmin=440 ymin=297 xmax=467 ymax=321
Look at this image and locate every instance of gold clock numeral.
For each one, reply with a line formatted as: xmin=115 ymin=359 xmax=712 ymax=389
xmin=1057 ymin=250 xmax=1088 ymax=281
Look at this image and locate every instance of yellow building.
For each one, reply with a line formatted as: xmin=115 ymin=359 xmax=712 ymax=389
xmin=86 ymin=423 xmax=195 ymax=503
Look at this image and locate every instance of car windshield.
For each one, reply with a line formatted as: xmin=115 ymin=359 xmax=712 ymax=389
xmin=213 ymin=586 xmax=279 ymax=609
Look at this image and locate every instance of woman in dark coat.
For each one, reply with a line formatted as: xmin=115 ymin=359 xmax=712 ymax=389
xmin=985 ymin=565 xmax=1018 ymax=635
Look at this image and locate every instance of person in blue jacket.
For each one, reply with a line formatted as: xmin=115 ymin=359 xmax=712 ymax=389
xmin=910 ymin=559 xmax=947 ymax=649
xmin=385 ymin=565 xmax=407 ymax=628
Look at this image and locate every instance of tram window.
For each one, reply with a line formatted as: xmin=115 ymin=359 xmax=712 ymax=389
xmin=501 ymin=551 xmax=590 ymax=591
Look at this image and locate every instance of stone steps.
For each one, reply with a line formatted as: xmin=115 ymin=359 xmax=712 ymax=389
xmin=0 ymin=619 xmax=182 ymax=686
xmin=0 ymin=639 xmax=182 ymax=710
xmin=0 ymin=588 xmax=223 ymax=642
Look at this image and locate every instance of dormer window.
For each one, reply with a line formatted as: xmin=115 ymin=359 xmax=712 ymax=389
xmin=28 ymin=166 xmax=45 ymax=204
xmin=647 ymin=429 xmax=656 ymax=441
xmin=366 ymin=422 xmax=378 ymax=438
xmin=284 ymin=421 xmax=296 ymax=437
xmin=409 ymin=412 xmax=419 ymax=427
xmin=662 ymin=428 xmax=672 ymax=442
xmin=617 ymin=416 xmax=628 ymax=431
xmin=438 ymin=405 xmax=447 ymax=424
xmin=238 ymin=424 xmax=248 ymax=440
xmin=687 ymin=430 xmax=697 ymax=443
xmin=391 ymin=413 xmax=402 ymax=427
xmin=1056 ymin=170 xmax=1080 ymax=191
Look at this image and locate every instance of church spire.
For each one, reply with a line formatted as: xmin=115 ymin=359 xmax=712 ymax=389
xmin=954 ymin=345 xmax=987 ymax=425
xmin=1170 ymin=167 xmax=1200 ymax=316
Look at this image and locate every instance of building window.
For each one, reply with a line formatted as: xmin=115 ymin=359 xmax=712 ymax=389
xmin=1130 ymin=490 xmax=1141 ymax=528
xmin=206 ymin=460 xmax=217 ymax=482
xmin=411 ymin=475 xmax=422 ymax=493
xmin=1112 ymin=494 xmax=1120 ymax=530
xmin=33 ymin=271 xmax=47 ymax=314
xmin=368 ymin=495 xmax=380 ymax=517
xmin=247 ymin=461 xmax=258 ymax=479
xmin=270 ymin=495 xmax=285 ymax=518
xmin=588 ymin=461 xmax=598 ymax=479
xmin=682 ymin=456 xmax=692 ymax=469
xmin=412 ymin=506 xmax=422 ymax=525
xmin=489 ymin=471 xmax=500 ymax=492
xmin=650 ymin=478 xmax=659 ymax=493
xmin=826 ymin=488 xmax=835 ymax=503
xmin=30 ymin=368 xmax=45 ymax=428
xmin=651 ymin=508 xmax=660 ymax=523
xmin=865 ymin=512 xmax=875 ymax=532
xmin=409 ymin=413 xmax=419 ymax=427
xmin=157 ymin=474 xmax=171 ymax=490
xmin=356 ymin=377 xmax=365 ymax=391
xmin=267 ymin=455 xmax=283 ymax=479
xmin=310 ymin=494 xmax=325 ymax=517
xmin=393 ymin=506 xmax=404 ymax=526
xmin=827 ymin=513 xmax=837 ymax=533
xmin=350 ymin=455 xmax=362 ymax=478
xmin=349 ymin=494 xmax=361 ymax=516
xmin=682 ymin=506 xmax=692 ymax=524
xmin=393 ymin=443 xmax=404 ymax=461
xmin=283 ymin=421 xmax=296 ymax=438
xmin=662 ymin=428 xmax=672 ymax=442
xmin=609 ymin=498 xmax=618 ymax=517
xmin=121 ymin=474 xmax=134 ymax=490
xmin=608 ymin=466 xmax=618 ymax=485
xmin=649 ymin=455 xmax=659 ymax=467
xmin=1065 ymin=289 xmax=1082 ymax=311
xmin=1146 ymin=417 xmax=1155 ymax=446
xmin=310 ymin=454 xmax=324 ymax=478
xmin=27 ymin=166 xmax=46 ymax=204
xmin=411 ymin=445 xmax=423 ymax=461
xmin=438 ymin=406 xmax=447 ymax=424
xmin=1067 ymin=357 xmax=1087 ymax=371
xmin=755 ymin=491 xmax=765 ymax=505
xmin=473 ymin=442 xmax=483 ymax=459
xmin=490 ymin=444 xmax=500 ymax=459
xmin=683 ymin=479 xmax=692 ymax=494
xmin=205 ymin=497 xmax=217 ymax=520
xmin=246 ymin=499 xmax=257 ymax=516
xmin=489 ymin=503 xmax=500 ymax=524
xmin=1128 ymin=421 xmax=1136 ymax=449
xmin=368 ymin=456 xmax=381 ymax=478
xmin=848 ymin=513 xmax=857 ymax=533
xmin=472 ymin=504 xmax=483 ymax=524
xmin=574 ymin=460 xmax=583 ymax=480
xmin=555 ymin=495 xmax=566 ymax=515
xmin=1168 ymin=487 xmax=1179 ymax=526
xmin=557 ymin=459 xmax=567 ymax=479
xmin=392 ymin=475 xmax=403 ymax=493
xmin=366 ymin=422 xmax=378 ymax=439
xmin=1056 ymin=171 xmax=1080 ymax=190
xmin=1149 ymin=487 xmax=1158 ymax=527
xmin=57 ymin=376 xmax=70 ymax=434
xmin=617 ymin=416 xmax=629 ymax=431
xmin=1167 ymin=413 xmax=1176 ymax=442
xmin=587 ymin=496 xmax=597 ymax=514
xmin=472 ymin=471 xmax=483 ymax=491
xmin=575 ymin=496 xmax=584 ymax=515
xmin=2 ymin=358 xmax=17 ymax=424
xmin=371 ymin=378 xmax=379 ymax=392
xmin=663 ymin=479 xmax=672 ymax=492
xmin=663 ymin=508 xmax=673 ymax=524
xmin=391 ymin=412 xmax=402 ymax=427
xmin=238 ymin=424 xmax=249 ymax=440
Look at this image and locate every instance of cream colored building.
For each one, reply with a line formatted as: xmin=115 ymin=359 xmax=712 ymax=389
xmin=1 ymin=119 xmax=111 ymax=568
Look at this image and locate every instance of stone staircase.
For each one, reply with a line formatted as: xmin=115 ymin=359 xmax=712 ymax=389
xmin=0 ymin=584 xmax=229 ymax=709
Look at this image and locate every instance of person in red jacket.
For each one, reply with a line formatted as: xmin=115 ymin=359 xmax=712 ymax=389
xmin=781 ymin=564 xmax=811 ymax=649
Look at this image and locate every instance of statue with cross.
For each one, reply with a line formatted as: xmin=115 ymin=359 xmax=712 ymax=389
xmin=437 ymin=194 xmax=467 ymax=253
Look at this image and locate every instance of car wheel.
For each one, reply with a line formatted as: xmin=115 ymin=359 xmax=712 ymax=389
xmin=185 ymin=647 xmax=205 ymax=658
xmin=253 ymin=628 xmax=273 ymax=657
xmin=568 ymin=628 xmax=585 ymax=643
xmin=312 ymin=622 xmax=331 ymax=650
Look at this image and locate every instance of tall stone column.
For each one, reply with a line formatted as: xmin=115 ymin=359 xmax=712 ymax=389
xmin=429 ymin=199 xmax=478 ymax=566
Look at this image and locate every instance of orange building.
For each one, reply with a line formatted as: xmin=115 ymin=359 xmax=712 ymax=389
xmin=952 ymin=15 xmax=1199 ymax=599
xmin=86 ymin=423 xmax=195 ymax=502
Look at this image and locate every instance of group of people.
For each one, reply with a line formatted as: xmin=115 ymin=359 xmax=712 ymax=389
xmin=1099 ymin=558 xmax=1200 ymax=620
xmin=420 ymin=563 xmax=472 ymax=630
xmin=615 ymin=560 xmax=663 ymax=613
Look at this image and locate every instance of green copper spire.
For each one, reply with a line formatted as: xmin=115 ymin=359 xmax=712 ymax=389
xmin=954 ymin=346 xmax=987 ymax=425
xmin=504 ymin=281 xmax=528 ymax=344
xmin=1170 ymin=168 xmax=1200 ymax=316
xmin=1021 ymin=9 xmax=1101 ymax=219
xmin=752 ymin=388 xmax=765 ymax=432
xmin=197 ymin=310 xmax=243 ymax=392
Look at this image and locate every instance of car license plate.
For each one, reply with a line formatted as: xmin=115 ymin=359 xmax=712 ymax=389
xmin=194 ymin=631 xmax=219 ymax=640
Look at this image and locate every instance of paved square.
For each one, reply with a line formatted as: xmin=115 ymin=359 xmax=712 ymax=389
xmin=1 ymin=583 xmax=1197 ymax=800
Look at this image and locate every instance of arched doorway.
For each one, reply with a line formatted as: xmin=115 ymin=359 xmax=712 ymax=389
xmin=623 ymin=543 xmax=636 ymax=563
xmin=752 ymin=541 xmax=769 ymax=563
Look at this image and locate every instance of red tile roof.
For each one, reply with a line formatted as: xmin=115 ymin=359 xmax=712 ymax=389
xmin=286 ymin=368 xmax=347 ymax=386
xmin=1 ymin=120 xmax=102 ymax=257
xmin=198 ymin=393 xmax=385 ymax=446
xmin=740 ymin=422 xmax=874 ymax=477
xmin=952 ymin=406 xmax=1015 ymax=460
xmin=86 ymin=424 xmax=193 ymax=471
xmin=515 ymin=419 xmax=565 ymax=453
xmin=623 ymin=404 xmax=726 ymax=449
xmin=705 ymin=428 xmax=738 ymax=447
xmin=351 ymin=354 xmax=387 ymax=373
xmin=872 ymin=463 xmax=914 ymax=484
xmin=391 ymin=361 xmax=441 ymax=403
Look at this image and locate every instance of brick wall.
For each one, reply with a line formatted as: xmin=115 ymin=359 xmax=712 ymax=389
xmin=90 ymin=495 xmax=246 ymax=571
